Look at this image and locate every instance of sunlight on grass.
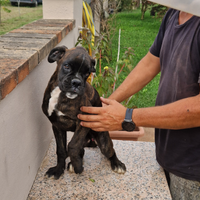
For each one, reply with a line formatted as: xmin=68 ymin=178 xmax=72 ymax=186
xmin=0 ymin=5 xmax=43 ymax=35
xmin=110 ymin=9 xmax=162 ymax=108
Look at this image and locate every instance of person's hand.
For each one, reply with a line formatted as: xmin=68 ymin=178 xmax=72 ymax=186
xmin=78 ymin=97 xmax=126 ymax=132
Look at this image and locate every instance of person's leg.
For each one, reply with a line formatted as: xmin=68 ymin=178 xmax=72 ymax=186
xmin=169 ymin=173 xmax=200 ymax=200
xmin=164 ymin=169 xmax=170 ymax=187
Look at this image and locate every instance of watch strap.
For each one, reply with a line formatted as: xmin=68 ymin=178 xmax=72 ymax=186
xmin=125 ymin=108 xmax=133 ymax=121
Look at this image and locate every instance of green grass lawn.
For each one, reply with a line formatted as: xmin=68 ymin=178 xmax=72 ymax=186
xmin=109 ymin=9 xmax=162 ymax=108
xmin=0 ymin=4 xmax=43 ymax=35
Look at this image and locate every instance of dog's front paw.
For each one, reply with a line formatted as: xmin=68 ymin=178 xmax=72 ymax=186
xmin=112 ymin=160 xmax=126 ymax=174
xmin=67 ymin=162 xmax=75 ymax=173
xmin=45 ymin=166 xmax=64 ymax=179
xmin=109 ymin=153 xmax=126 ymax=174
xmin=67 ymin=162 xmax=84 ymax=174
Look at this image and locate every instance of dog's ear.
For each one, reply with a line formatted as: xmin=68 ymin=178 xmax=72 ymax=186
xmin=48 ymin=46 xmax=68 ymax=63
xmin=90 ymin=58 xmax=96 ymax=72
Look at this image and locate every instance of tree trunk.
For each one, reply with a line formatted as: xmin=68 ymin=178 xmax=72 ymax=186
xmin=0 ymin=4 xmax=1 ymax=24
xmin=141 ymin=1 xmax=147 ymax=20
xmin=136 ymin=0 xmax=140 ymax=8
xmin=141 ymin=3 xmax=144 ymax=20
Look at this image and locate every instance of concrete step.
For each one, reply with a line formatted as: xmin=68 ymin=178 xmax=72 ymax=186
xmin=27 ymin=134 xmax=171 ymax=200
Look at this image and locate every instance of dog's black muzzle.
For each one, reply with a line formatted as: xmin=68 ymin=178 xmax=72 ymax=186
xmin=70 ymin=78 xmax=84 ymax=95
xmin=71 ymin=78 xmax=81 ymax=89
xmin=59 ymin=76 xmax=85 ymax=97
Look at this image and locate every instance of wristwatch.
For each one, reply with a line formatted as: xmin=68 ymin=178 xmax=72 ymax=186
xmin=122 ymin=108 xmax=136 ymax=131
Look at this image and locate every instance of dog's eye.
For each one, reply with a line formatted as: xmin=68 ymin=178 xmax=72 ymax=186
xmin=63 ymin=64 xmax=70 ymax=71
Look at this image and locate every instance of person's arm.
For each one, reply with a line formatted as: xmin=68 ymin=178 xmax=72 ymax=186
xmin=132 ymin=94 xmax=200 ymax=130
xmin=108 ymin=51 xmax=160 ymax=139
xmin=78 ymin=94 xmax=200 ymax=132
xmin=78 ymin=51 xmax=161 ymax=132
xmin=78 ymin=48 xmax=200 ymax=132
xmin=109 ymin=51 xmax=160 ymax=102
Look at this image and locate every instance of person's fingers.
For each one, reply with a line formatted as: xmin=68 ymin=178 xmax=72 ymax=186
xmin=102 ymin=102 xmax=106 ymax=107
xmin=80 ymin=106 xmax=102 ymax=114
xmin=80 ymin=121 xmax=107 ymax=131
xmin=78 ymin=97 xmax=126 ymax=132
xmin=78 ymin=113 xmax=102 ymax=121
xmin=100 ymin=97 xmax=114 ymax=105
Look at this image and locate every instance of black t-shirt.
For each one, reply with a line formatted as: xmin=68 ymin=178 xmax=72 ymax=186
xmin=150 ymin=9 xmax=200 ymax=181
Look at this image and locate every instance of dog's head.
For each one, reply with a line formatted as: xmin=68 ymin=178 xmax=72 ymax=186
xmin=48 ymin=46 xmax=96 ymax=99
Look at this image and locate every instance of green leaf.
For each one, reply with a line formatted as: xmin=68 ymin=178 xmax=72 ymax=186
xmin=95 ymin=53 xmax=100 ymax=59
xmin=3 ymin=7 xmax=11 ymax=13
xmin=104 ymin=56 xmax=110 ymax=64
xmin=89 ymin=178 xmax=95 ymax=183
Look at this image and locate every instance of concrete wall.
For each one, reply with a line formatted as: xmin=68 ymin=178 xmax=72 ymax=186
xmin=0 ymin=21 xmax=76 ymax=200
xmin=43 ymin=0 xmax=82 ymax=44
xmin=0 ymin=1 xmax=85 ymax=199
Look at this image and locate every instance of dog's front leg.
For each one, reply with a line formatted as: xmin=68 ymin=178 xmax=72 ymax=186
xmin=67 ymin=126 xmax=89 ymax=174
xmin=45 ymin=125 xmax=67 ymax=179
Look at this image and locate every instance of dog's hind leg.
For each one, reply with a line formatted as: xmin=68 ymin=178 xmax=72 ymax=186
xmin=93 ymin=131 xmax=126 ymax=174
xmin=45 ymin=125 xmax=67 ymax=179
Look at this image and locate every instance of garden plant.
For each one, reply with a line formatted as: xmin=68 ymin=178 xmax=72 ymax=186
xmin=78 ymin=7 xmax=164 ymax=109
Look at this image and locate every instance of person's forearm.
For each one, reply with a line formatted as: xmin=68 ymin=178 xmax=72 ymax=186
xmin=109 ymin=52 xmax=160 ymax=102
xmin=133 ymin=95 xmax=200 ymax=129
xmin=78 ymin=94 xmax=200 ymax=132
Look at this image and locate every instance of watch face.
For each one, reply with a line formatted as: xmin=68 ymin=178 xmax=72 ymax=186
xmin=122 ymin=121 xmax=135 ymax=131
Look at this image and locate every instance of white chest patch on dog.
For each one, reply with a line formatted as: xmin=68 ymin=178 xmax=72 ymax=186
xmin=48 ymin=86 xmax=61 ymax=116
xmin=57 ymin=111 xmax=65 ymax=116
xmin=66 ymin=92 xmax=78 ymax=99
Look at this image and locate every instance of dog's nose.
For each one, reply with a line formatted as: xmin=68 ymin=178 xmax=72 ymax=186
xmin=72 ymin=79 xmax=81 ymax=88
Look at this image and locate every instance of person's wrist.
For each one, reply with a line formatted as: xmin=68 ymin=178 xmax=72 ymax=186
xmin=121 ymin=108 xmax=136 ymax=131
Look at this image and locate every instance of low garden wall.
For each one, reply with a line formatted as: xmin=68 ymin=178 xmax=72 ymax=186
xmin=0 ymin=19 xmax=76 ymax=200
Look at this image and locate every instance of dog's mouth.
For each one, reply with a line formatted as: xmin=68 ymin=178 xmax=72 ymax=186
xmin=66 ymin=92 xmax=78 ymax=99
xmin=59 ymin=77 xmax=85 ymax=99
xmin=65 ymin=85 xmax=83 ymax=99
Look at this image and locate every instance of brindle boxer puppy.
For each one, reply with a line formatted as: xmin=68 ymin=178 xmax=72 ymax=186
xmin=42 ymin=46 xmax=126 ymax=179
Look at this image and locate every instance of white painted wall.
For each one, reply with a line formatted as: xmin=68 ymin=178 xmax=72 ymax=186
xmin=43 ymin=0 xmax=83 ymax=45
xmin=149 ymin=0 xmax=200 ymax=17
xmin=0 ymin=31 xmax=75 ymax=200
